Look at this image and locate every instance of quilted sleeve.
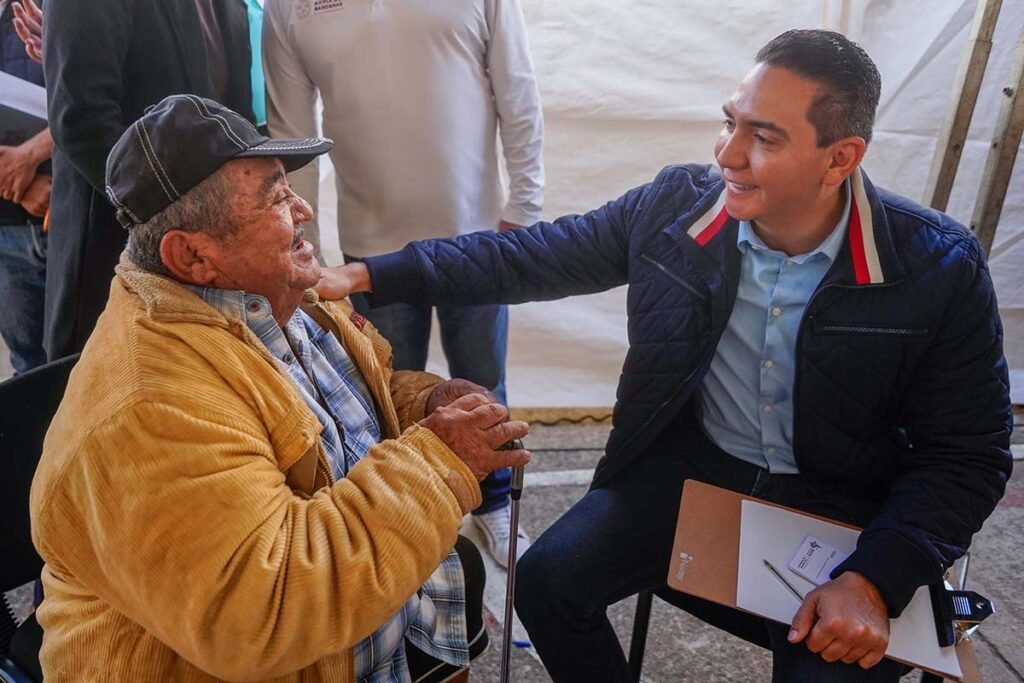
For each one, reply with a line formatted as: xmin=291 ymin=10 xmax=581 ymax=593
xmin=363 ymin=182 xmax=650 ymax=307
xmin=833 ymin=241 xmax=1013 ymax=616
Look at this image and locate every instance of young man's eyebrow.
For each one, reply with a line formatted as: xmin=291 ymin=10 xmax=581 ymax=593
xmin=722 ymin=104 xmax=790 ymax=140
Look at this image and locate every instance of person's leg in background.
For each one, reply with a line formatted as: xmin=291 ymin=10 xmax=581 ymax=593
xmin=0 ymin=220 xmax=47 ymax=374
xmin=436 ymin=303 xmax=520 ymax=567
xmin=345 ymin=256 xmax=433 ymax=371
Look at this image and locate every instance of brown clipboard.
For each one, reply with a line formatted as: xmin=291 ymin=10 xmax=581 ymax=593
xmin=666 ymin=480 xmax=981 ymax=682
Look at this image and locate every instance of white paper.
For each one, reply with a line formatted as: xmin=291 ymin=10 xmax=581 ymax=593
xmin=737 ymin=500 xmax=961 ymax=679
xmin=0 ymin=71 xmax=47 ymax=120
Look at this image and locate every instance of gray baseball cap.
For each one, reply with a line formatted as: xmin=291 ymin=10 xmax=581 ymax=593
xmin=105 ymin=94 xmax=332 ymax=229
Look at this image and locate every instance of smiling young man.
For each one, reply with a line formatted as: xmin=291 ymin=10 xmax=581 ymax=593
xmin=317 ymin=29 xmax=1012 ymax=681
xmin=30 ymin=95 xmax=531 ymax=682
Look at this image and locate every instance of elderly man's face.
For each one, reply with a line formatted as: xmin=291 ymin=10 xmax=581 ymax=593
xmin=207 ymin=157 xmax=319 ymax=319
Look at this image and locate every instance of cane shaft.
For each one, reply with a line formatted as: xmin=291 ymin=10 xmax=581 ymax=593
xmin=500 ymin=461 xmax=525 ymax=683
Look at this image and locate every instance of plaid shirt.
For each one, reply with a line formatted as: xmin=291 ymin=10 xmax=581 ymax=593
xmin=187 ymin=287 xmax=469 ymax=682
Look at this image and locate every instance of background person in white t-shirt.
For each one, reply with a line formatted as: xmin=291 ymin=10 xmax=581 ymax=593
xmin=263 ymin=0 xmax=545 ymax=567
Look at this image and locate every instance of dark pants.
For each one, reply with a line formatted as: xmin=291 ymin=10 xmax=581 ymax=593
xmin=514 ymin=410 xmax=904 ymax=682
xmin=406 ymin=535 xmax=489 ymax=683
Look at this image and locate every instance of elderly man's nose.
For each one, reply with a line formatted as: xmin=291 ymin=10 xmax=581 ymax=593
xmin=292 ymin=195 xmax=314 ymax=221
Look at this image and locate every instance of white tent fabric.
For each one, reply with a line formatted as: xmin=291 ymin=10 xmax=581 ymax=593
xmin=316 ymin=0 xmax=1024 ymax=407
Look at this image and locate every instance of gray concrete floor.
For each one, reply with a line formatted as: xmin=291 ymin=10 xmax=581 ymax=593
xmin=468 ymin=421 xmax=1024 ymax=683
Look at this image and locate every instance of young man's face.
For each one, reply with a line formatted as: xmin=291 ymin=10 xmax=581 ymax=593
xmin=207 ymin=157 xmax=320 ymax=320
xmin=714 ymin=64 xmax=839 ymax=232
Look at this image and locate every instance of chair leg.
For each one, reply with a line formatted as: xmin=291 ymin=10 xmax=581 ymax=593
xmin=628 ymin=590 xmax=654 ymax=683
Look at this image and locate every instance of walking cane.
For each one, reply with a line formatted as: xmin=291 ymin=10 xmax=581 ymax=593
xmin=499 ymin=439 xmax=526 ymax=683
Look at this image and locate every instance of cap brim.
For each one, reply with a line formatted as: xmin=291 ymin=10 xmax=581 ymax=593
xmin=236 ymin=137 xmax=334 ymax=172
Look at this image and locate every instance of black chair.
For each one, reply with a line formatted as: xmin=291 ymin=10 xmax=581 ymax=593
xmin=0 ymin=354 xmax=80 ymax=683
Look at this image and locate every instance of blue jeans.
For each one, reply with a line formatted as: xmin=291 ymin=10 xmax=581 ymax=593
xmin=0 ymin=221 xmax=47 ymax=374
xmin=349 ymin=285 xmax=511 ymax=513
xmin=514 ymin=408 xmax=906 ymax=682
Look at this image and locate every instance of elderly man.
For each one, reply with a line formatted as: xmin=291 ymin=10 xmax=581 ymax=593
xmin=30 ymin=95 xmax=530 ymax=683
xmin=320 ymin=29 xmax=1012 ymax=682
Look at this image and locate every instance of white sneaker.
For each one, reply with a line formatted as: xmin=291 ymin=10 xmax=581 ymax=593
xmin=472 ymin=506 xmax=532 ymax=569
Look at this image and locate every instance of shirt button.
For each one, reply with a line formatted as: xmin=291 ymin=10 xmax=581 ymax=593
xmin=763 ymin=360 xmax=774 ymax=368
xmin=766 ymin=446 xmax=776 ymax=454
xmin=763 ymin=404 xmax=774 ymax=413
xmin=771 ymin=306 xmax=782 ymax=317
xmin=283 ymin=353 xmax=295 ymax=364
xmin=785 ymin=261 xmax=795 ymax=268
xmin=247 ymin=300 xmax=262 ymax=313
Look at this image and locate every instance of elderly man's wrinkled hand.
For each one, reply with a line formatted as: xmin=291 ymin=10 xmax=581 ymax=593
xmin=419 ymin=393 xmax=530 ymax=481
xmin=788 ymin=571 xmax=890 ymax=669
xmin=427 ymin=378 xmax=498 ymax=416
xmin=315 ymin=262 xmax=371 ymax=300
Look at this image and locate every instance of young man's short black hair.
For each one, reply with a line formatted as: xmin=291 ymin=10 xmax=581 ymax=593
xmin=756 ymin=29 xmax=881 ymax=147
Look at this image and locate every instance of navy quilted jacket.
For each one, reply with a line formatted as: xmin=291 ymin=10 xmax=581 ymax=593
xmin=365 ymin=164 xmax=1012 ymax=614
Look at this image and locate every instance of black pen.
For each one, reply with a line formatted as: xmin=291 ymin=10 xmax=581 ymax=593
xmin=763 ymin=559 xmax=806 ymax=602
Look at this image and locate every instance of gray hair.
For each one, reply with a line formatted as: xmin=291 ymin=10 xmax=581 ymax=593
xmin=126 ymin=169 xmax=237 ymax=276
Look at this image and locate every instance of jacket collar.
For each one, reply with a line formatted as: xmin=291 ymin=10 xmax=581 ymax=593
xmin=689 ymin=166 xmax=905 ymax=287
xmin=117 ymin=255 xmax=324 ymax=487
xmin=116 ymin=255 xmax=403 ymax=491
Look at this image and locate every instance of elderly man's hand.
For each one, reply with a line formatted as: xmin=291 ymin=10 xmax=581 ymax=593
xmin=788 ymin=571 xmax=890 ymax=669
xmin=419 ymin=393 xmax=529 ymax=481
xmin=426 ymin=378 xmax=497 ymax=415
xmin=316 ymin=262 xmax=371 ymax=300
xmin=497 ymin=220 xmax=523 ymax=232
xmin=12 ymin=0 xmax=44 ymax=64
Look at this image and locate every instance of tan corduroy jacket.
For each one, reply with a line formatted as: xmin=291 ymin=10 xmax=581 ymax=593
xmin=30 ymin=257 xmax=482 ymax=682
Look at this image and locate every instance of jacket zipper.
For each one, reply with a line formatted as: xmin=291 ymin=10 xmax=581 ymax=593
xmin=641 ymin=254 xmax=708 ymax=302
xmin=608 ymin=353 xmax=711 ymax=477
xmin=813 ymin=322 xmax=928 ymax=337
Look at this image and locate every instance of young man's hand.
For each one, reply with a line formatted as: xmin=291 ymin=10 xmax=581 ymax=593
xmin=315 ymin=262 xmax=371 ymax=300
xmin=419 ymin=393 xmax=529 ymax=481
xmin=788 ymin=571 xmax=890 ymax=669
xmin=20 ymin=173 xmax=51 ymax=217
xmin=12 ymin=0 xmax=44 ymax=64
xmin=497 ymin=220 xmax=523 ymax=232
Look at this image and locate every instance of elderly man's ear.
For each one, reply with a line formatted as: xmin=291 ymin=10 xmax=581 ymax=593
xmin=160 ymin=230 xmax=222 ymax=285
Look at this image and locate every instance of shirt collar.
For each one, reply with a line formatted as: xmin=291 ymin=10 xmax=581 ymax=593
xmin=736 ymin=178 xmax=852 ymax=265
xmin=183 ymin=285 xmax=305 ymax=365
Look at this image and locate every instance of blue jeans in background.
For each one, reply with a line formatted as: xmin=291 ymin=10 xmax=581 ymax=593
xmin=349 ymin=286 xmax=511 ymax=513
xmin=0 ymin=221 xmax=47 ymax=374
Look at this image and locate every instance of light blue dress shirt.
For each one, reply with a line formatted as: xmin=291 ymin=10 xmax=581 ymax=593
xmin=697 ymin=182 xmax=851 ymax=473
